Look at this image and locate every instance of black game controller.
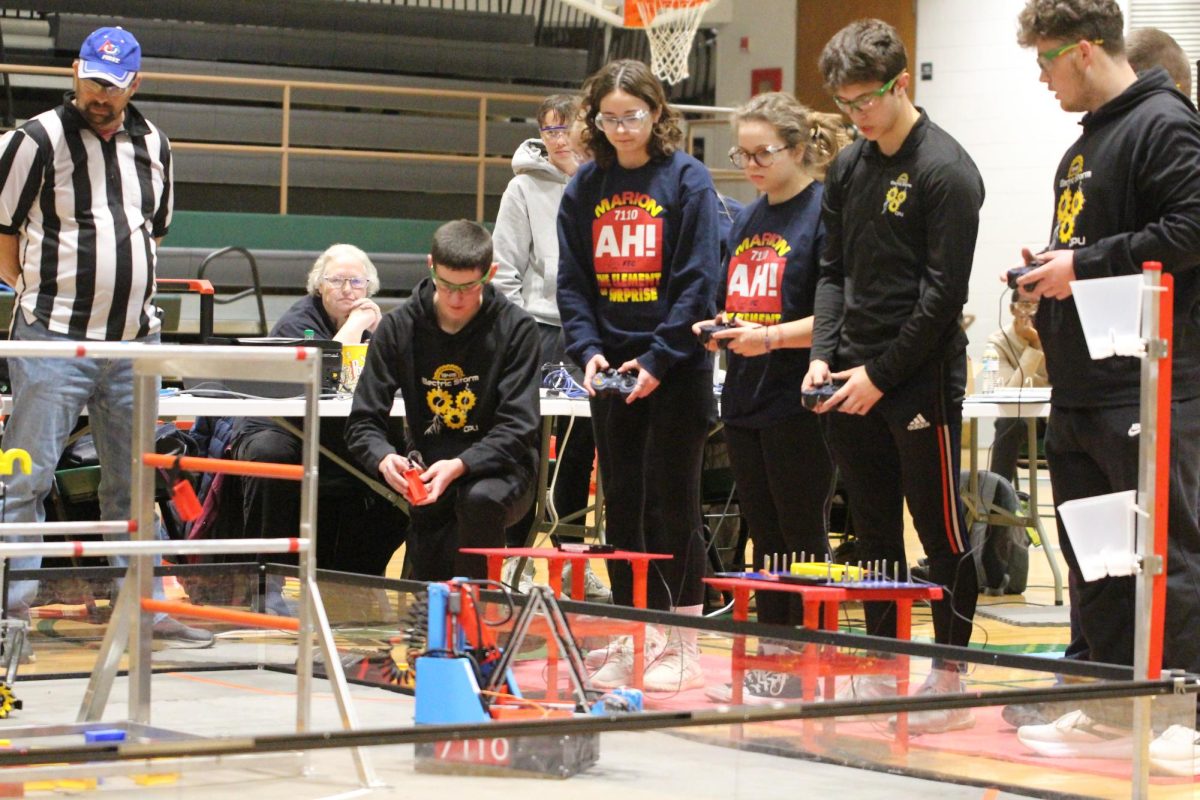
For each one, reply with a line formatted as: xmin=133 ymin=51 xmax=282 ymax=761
xmin=1007 ymin=264 xmax=1040 ymax=292
xmin=591 ymin=368 xmax=639 ymax=397
xmin=802 ymin=380 xmax=844 ymax=410
xmin=697 ymin=321 xmax=738 ymax=348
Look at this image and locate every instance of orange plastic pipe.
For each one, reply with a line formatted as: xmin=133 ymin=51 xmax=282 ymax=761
xmin=141 ymin=598 xmax=298 ymax=631
xmin=142 ymin=453 xmax=303 ymax=481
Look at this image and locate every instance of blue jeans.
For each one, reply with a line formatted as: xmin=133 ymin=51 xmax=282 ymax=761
xmin=3 ymin=313 xmax=165 ymax=614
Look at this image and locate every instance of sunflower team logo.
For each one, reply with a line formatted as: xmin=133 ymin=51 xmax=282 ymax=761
xmin=423 ymin=363 xmax=479 ymax=433
xmin=1055 ymin=155 xmax=1088 ymax=245
xmin=883 ymin=172 xmax=911 ymax=216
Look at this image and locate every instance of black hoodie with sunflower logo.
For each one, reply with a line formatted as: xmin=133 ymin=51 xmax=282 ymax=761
xmin=346 ymin=277 xmax=541 ymax=487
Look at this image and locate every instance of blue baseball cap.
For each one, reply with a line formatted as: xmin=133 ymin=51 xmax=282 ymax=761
xmin=78 ymin=27 xmax=141 ymax=89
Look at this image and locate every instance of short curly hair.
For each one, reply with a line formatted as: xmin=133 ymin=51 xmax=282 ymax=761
xmin=1016 ymin=0 xmax=1125 ymax=55
xmin=818 ymin=19 xmax=908 ymax=91
xmin=580 ymin=59 xmax=683 ymax=170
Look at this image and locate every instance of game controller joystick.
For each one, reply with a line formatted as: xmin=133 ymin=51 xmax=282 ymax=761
xmin=591 ymin=368 xmax=639 ymax=397
xmin=697 ymin=321 xmax=738 ymax=348
xmin=1007 ymin=264 xmax=1040 ymax=292
xmin=802 ymin=380 xmax=844 ymax=410
xmin=401 ymin=451 xmax=429 ymax=503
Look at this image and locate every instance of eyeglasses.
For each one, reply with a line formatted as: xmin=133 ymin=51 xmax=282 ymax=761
xmin=540 ymin=125 xmax=570 ymax=141
xmin=323 ymin=275 xmax=368 ymax=291
xmin=594 ymin=109 xmax=651 ymax=133
xmin=79 ymin=77 xmax=132 ymax=97
xmin=832 ymin=73 xmax=901 ymax=115
xmin=429 ymin=268 xmax=490 ymax=294
xmin=1013 ymin=300 xmax=1039 ymax=318
xmin=1037 ymin=39 xmax=1104 ymax=72
xmin=728 ymin=144 xmax=794 ymax=169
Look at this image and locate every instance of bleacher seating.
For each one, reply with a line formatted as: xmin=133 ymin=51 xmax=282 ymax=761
xmin=52 ymin=13 xmax=588 ymax=85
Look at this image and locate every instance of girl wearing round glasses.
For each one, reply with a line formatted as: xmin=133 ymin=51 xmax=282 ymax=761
xmin=692 ymin=94 xmax=849 ymax=694
xmin=557 ymin=59 xmax=721 ymax=692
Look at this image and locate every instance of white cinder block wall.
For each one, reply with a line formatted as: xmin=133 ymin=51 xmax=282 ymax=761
xmin=915 ymin=0 xmax=1130 ymax=363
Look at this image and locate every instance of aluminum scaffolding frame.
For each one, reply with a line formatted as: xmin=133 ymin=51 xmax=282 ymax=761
xmin=0 ymin=341 xmax=380 ymax=789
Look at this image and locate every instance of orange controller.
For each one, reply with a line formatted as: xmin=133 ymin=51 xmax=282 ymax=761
xmin=403 ymin=466 xmax=429 ymax=503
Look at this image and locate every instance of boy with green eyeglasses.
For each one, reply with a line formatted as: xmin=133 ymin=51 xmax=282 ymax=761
xmin=803 ymin=18 xmax=985 ymax=733
xmin=347 ymin=220 xmax=541 ymax=581
xmin=1009 ymin=0 xmax=1200 ymax=771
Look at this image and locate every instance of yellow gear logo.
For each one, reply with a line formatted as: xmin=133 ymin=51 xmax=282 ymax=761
xmin=883 ymin=173 xmax=910 ymax=216
xmin=425 ymin=364 xmax=475 ymax=430
xmin=1056 ymin=157 xmax=1086 ymax=244
xmin=426 ymin=387 xmax=451 ymax=411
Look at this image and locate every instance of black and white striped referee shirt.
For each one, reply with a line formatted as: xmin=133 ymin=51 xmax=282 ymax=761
xmin=0 ymin=95 xmax=173 ymax=341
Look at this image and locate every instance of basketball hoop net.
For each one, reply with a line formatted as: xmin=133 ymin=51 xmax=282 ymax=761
xmin=630 ymin=0 xmax=711 ymax=85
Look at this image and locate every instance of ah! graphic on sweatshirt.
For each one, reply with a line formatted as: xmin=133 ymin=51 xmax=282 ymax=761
xmin=592 ymin=191 xmax=665 ymax=303
xmin=724 ymin=233 xmax=789 ymax=324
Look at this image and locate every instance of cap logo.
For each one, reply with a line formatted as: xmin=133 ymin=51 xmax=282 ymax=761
xmin=99 ymin=39 xmax=120 ymax=56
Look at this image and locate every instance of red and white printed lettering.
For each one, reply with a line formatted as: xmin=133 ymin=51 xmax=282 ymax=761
xmin=591 ymin=192 xmax=665 ymax=303
xmin=725 ymin=232 xmax=791 ymax=323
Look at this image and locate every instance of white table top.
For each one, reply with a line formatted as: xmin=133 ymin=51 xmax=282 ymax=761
xmin=962 ymin=389 xmax=1051 ymax=419
xmin=149 ymin=389 xmax=591 ymax=418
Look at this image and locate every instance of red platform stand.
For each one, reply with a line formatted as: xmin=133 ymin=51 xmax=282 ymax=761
xmin=461 ymin=547 xmax=672 ymax=695
xmin=704 ymin=576 xmax=942 ymax=754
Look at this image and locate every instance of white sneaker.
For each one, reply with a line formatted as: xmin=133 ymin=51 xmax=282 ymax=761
xmin=587 ymin=628 xmax=665 ymax=689
xmin=588 ymin=636 xmax=635 ymax=689
xmin=1017 ymin=709 xmax=1133 ymax=759
xmin=901 ymin=671 xmax=975 ymax=735
xmin=1149 ymin=724 xmax=1200 ymax=776
xmin=583 ymin=623 xmax=667 ymax=671
xmin=500 ymin=558 xmax=535 ymax=594
xmin=643 ymin=644 xmax=704 ymax=692
xmin=562 ymin=561 xmax=612 ymax=604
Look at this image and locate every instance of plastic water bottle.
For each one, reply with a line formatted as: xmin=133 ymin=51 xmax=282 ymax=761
xmin=303 ymin=328 xmax=315 ymax=341
xmin=980 ymin=344 xmax=1000 ymax=395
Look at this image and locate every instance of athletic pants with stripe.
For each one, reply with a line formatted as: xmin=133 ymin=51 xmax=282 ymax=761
xmin=824 ymin=353 xmax=978 ymax=649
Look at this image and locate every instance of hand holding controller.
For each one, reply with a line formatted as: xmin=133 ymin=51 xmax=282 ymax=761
xmin=591 ymin=368 xmax=639 ymax=397
xmin=802 ymin=380 xmax=844 ymax=410
xmin=1007 ymin=255 xmax=1043 ymax=293
xmin=697 ymin=321 xmax=738 ymax=348
xmin=401 ymin=451 xmax=429 ymax=503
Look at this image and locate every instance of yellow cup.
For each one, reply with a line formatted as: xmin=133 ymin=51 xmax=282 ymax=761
xmin=340 ymin=343 xmax=368 ymax=393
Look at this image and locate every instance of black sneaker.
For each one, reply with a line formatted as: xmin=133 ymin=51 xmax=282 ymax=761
xmin=705 ymin=670 xmax=802 ymax=705
xmin=151 ymin=617 xmax=215 ymax=649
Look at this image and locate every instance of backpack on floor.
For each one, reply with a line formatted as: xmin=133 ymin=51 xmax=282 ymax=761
xmin=958 ymin=469 xmax=1030 ymax=595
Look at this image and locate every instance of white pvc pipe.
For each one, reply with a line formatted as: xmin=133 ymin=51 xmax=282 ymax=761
xmin=0 ymin=521 xmax=134 ymax=537
xmin=0 ymin=538 xmax=308 ymax=558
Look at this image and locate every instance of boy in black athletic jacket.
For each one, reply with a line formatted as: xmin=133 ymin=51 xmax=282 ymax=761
xmin=345 ymin=220 xmax=541 ymax=581
xmin=803 ymin=19 xmax=985 ymax=734
xmin=1010 ymin=1 xmax=1200 ymax=772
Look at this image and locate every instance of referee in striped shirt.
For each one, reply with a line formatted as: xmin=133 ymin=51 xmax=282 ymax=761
xmin=0 ymin=26 xmax=212 ymax=649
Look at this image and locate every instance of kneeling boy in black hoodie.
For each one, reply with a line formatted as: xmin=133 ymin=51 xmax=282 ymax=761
xmin=346 ymin=220 xmax=541 ymax=581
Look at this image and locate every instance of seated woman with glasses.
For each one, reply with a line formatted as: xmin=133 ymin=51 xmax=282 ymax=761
xmin=556 ymin=59 xmax=721 ymax=692
xmin=227 ymin=244 xmax=404 ymax=604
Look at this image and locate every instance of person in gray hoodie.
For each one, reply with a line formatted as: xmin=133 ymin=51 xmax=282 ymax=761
xmin=492 ymin=94 xmax=609 ymax=602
